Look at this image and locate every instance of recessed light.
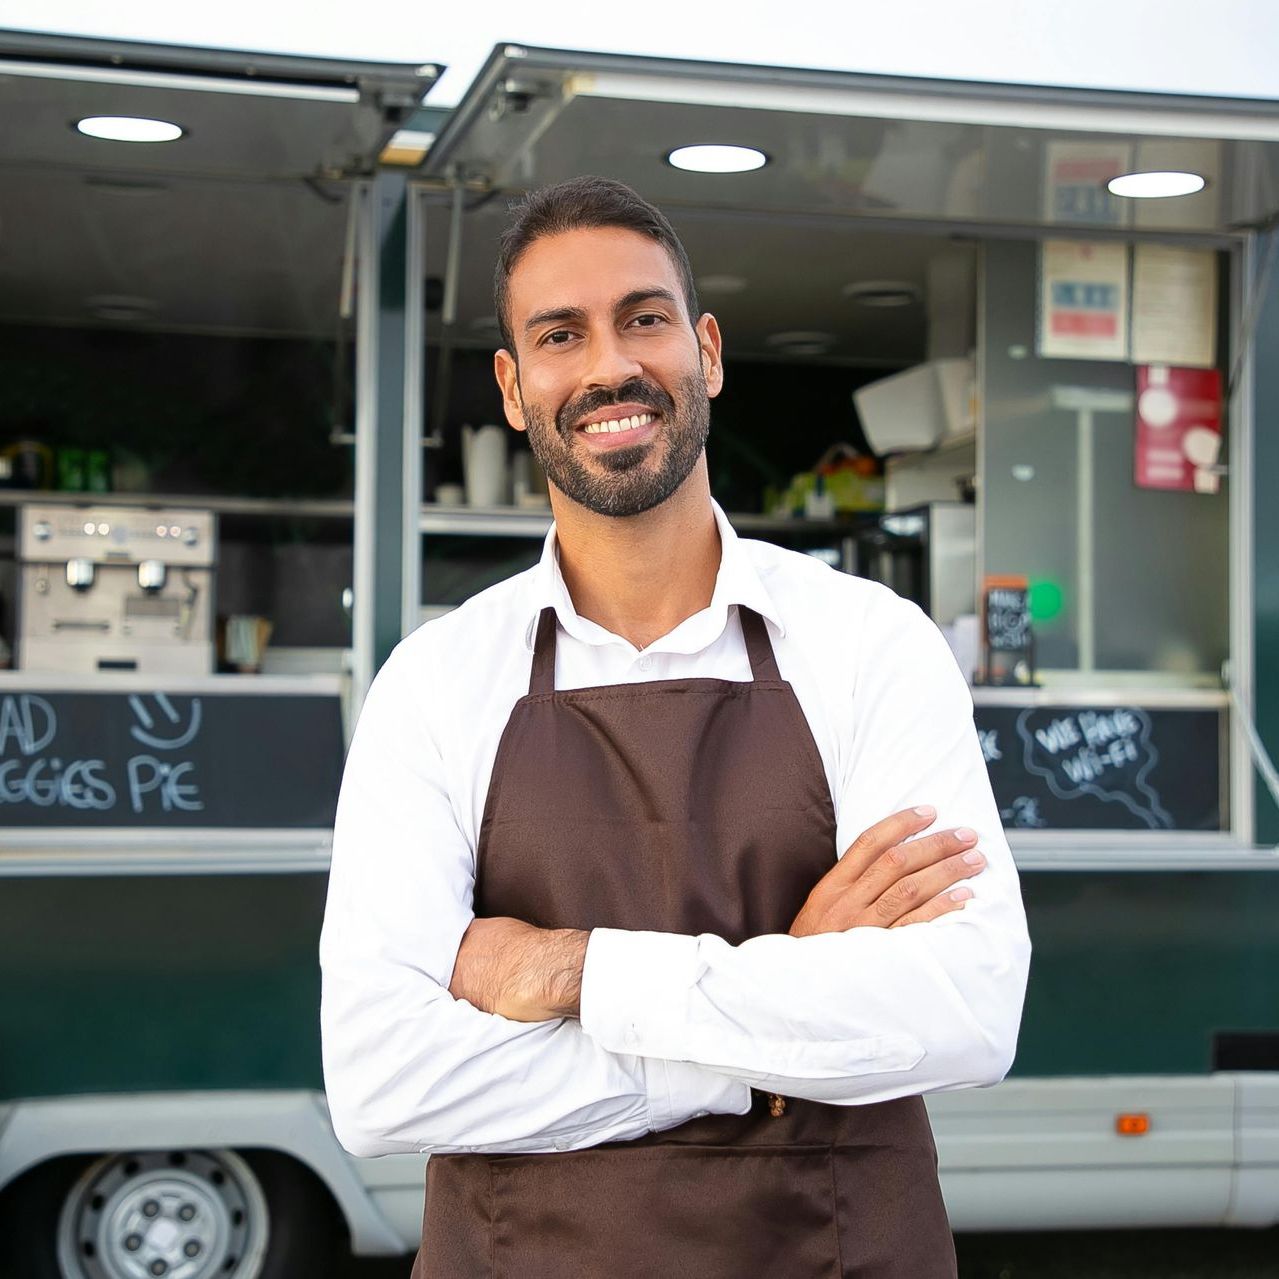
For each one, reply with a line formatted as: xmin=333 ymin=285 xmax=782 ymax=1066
xmin=842 ymin=280 xmax=920 ymax=308
xmin=765 ymin=330 xmax=835 ymax=356
xmin=666 ymin=144 xmax=767 ymax=174
xmin=697 ymin=274 xmax=748 ymax=295
xmin=75 ymin=116 xmax=184 ymax=144
xmin=1107 ymin=171 xmax=1205 ymax=199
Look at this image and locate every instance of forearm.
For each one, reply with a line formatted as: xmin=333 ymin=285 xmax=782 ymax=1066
xmin=448 ymin=917 xmax=588 ymax=1021
xmin=320 ymin=966 xmax=748 ymax=1157
xmin=578 ymin=892 xmax=1029 ymax=1104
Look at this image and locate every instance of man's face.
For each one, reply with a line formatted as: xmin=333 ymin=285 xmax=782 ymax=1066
xmin=494 ymin=226 xmax=723 ymax=518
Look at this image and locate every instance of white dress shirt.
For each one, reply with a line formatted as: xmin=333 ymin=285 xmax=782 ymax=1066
xmin=320 ymin=502 xmax=1031 ymax=1159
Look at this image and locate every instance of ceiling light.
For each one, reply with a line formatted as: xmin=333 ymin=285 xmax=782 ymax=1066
xmin=765 ymin=330 xmax=835 ymax=356
xmin=1106 ymin=171 xmax=1205 ymax=199
xmin=697 ymin=274 xmax=748 ymax=295
xmin=75 ymin=116 xmax=184 ymax=144
xmin=842 ymin=280 xmax=920 ymax=308
xmin=666 ymin=144 xmax=767 ymax=174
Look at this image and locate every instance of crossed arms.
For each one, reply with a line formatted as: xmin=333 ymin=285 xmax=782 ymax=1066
xmin=319 ymin=596 xmax=1031 ymax=1159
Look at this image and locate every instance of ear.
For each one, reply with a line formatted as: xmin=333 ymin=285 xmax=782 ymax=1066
xmin=696 ymin=313 xmax=724 ymax=400
xmin=494 ymin=348 xmax=527 ymax=433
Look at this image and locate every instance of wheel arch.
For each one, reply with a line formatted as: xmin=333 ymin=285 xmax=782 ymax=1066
xmin=0 ymin=1091 xmax=405 ymax=1254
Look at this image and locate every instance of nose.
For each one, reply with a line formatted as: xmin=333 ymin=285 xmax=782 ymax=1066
xmin=581 ymin=328 xmax=644 ymax=391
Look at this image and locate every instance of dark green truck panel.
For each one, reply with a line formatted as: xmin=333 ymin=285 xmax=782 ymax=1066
xmin=1014 ymin=870 xmax=1279 ymax=1076
xmin=2 ymin=869 xmax=1276 ymax=1101
xmin=0 ymin=875 xmax=327 ymax=1100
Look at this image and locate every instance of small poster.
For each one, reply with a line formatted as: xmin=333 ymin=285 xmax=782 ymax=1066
xmin=1134 ymin=365 xmax=1223 ymax=494
xmin=1038 ymin=240 xmax=1130 ymax=361
xmin=1043 ymin=141 xmax=1132 ymax=226
xmin=1132 ymin=245 xmax=1218 ymax=368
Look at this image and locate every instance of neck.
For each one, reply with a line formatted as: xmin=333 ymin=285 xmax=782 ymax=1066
xmin=551 ymin=460 xmax=720 ymax=650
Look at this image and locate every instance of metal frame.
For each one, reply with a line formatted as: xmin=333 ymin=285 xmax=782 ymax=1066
xmin=425 ymin=45 xmax=1279 ymax=179
xmin=413 ymin=44 xmax=1273 ymax=861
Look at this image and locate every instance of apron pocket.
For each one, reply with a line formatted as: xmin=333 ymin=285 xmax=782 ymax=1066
xmin=488 ymin=1145 xmax=841 ymax=1279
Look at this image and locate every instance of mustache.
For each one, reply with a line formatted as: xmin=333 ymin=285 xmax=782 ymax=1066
xmin=556 ymin=379 xmax=676 ymax=434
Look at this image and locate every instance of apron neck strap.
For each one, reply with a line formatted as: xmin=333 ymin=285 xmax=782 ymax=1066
xmin=738 ymin=606 xmax=781 ymax=681
xmin=528 ymin=604 xmax=781 ymax=694
xmin=529 ymin=607 xmax=559 ymax=695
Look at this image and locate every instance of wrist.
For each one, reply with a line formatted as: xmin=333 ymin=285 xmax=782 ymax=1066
xmin=541 ymin=928 xmax=589 ymax=1018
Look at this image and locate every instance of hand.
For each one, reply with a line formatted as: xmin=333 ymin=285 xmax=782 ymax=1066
xmin=789 ymin=806 xmax=984 ymax=938
xmin=448 ymin=916 xmax=589 ymax=1022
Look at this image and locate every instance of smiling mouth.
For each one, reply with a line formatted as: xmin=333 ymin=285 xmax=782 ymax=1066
xmin=578 ymin=411 xmax=658 ymax=436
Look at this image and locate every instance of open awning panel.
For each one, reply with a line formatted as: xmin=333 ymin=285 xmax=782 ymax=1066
xmin=0 ymin=31 xmax=441 ymax=335
xmin=425 ymin=46 xmax=1279 ymax=237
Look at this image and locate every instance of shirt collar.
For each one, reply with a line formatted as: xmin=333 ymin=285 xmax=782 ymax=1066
xmin=522 ymin=499 xmax=785 ymax=652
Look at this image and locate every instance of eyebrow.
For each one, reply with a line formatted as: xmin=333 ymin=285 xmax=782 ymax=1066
xmin=522 ymin=287 xmax=682 ymax=335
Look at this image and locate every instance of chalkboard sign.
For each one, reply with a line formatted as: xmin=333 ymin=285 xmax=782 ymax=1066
xmin=0 ymin=689 xmax=344 ymax=828
xmin=985 ymin=582 xmax=1031 ymax=653
xmin=975 ymin=703 xmax=1224 ymax=832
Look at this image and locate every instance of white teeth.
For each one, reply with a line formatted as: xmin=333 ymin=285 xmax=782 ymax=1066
xmin=583 ymin=412 xmax=654 ymax=435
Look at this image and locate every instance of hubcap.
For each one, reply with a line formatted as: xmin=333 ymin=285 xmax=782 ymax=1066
xmin=56 ymin=1150 xmax=269 ymax=1279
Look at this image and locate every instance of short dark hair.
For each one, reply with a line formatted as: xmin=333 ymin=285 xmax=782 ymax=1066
xmin=494 ymin=176 xmax=700 ymax=353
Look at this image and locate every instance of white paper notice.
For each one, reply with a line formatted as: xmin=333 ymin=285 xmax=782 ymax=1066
xmin=1043 ymin=141 xmax=1132 ymax=227
xmin=1132 ymin=245 xmax=1218 ymax=369
xmin=1038 ymin=240 xmax=1130 ymax=361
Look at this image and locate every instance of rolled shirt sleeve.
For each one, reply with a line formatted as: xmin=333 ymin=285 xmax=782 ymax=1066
xmin=319 ymin=638 xmax=749 ymax=1159
xmin=580 ymin=590 xmax=1031 ymax=1103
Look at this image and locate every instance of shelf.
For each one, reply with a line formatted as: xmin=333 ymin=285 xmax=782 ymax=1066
xmin=0 ymin=490 xmax=876 ymax=538
xmin=0 ymin=489 xmax=355 ymax=519
xmin=418 ymin=503 xmax=875 ymax=539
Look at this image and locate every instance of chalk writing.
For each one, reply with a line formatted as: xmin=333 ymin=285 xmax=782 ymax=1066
xmin=986 ymin=586 xmax=1031 ymax=652
xmin=979 ymin=729 xmax=1003 ymax=763
xmin=1015 ymin=706 xmax=1172 ymax=830
xmin=999 ymin=795 xmax=1047 ymax=828
xmin=0 ymin=691 xmax=204 ymax=816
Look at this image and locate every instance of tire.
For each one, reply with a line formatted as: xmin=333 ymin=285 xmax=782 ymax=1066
xmin=0 ymin=1148 xmax=345 ymax=1279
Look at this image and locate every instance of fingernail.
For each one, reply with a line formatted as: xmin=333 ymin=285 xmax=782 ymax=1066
xmin=955 ymin=827 xmax=977 ymax=843
xmin=950 ymin=887 xmax=974 ymax=902
xmin=914 ymin=805 xmax=936 ymax=818
xmin=962 ymin=850 xmax=985 ymax=866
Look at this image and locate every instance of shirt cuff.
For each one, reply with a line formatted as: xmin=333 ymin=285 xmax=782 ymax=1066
xmin=644 ymin=1058 xmax=752 ymax=1133
xmin=580 ymin=926 xmax=699 ymax=1057
xmin=580 ymin=927 xmax=750 ymax=1129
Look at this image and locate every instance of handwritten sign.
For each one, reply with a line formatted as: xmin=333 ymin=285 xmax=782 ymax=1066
xmin=985 ymin=583 xmax=1031 ymax=654
xmin=975 ymin=704 xmax=1223 ymax=831
xmin=0 ymin=689 xmax=343 ymax=828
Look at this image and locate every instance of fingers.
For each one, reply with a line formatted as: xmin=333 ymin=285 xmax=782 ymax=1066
xmin=836 ymin=805 xmax=940 ymax=882
xmin=870 ymin=847 xmax=985 ymax=924
xmin=893 ymin=885 xmax=973 ymax=927
xmin=854 ymin=825 xmax=979 ymax=903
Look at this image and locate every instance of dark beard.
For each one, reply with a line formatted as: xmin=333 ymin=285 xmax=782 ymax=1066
xmin=519 ymin=373 xmax=710 ymax=518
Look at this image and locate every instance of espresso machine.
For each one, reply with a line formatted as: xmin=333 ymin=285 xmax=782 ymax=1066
xmin=17 ymin=504 xmax=216 ymax=674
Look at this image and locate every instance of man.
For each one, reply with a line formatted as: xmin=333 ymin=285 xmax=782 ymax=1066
xmin=320 ymin=176 xmax=1030 ymax=1277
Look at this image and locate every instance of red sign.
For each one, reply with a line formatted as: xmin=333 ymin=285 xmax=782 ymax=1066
xmin=1134 ymin=366 xmax=1223 ymax=493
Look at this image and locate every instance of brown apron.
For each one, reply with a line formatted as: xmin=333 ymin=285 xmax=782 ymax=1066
xmin=413 ymin=605 xmax=956 ymax=1278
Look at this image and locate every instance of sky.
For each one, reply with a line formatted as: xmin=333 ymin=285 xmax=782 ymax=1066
xmin=2 ymin=0 xmax=1278 ymax=107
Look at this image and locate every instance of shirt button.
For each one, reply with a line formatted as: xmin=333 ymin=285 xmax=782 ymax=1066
xmin=624 ymin=1029 xmax=639 ymax=1047
xmin=554 ymin=1138 xmax=571 ymax=1151
xmin=637 ymin=656 xmax=653 ymax=671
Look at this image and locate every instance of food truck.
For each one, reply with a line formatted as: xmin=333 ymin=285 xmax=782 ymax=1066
xmin=2 ymin=27 xmax=1279 ymax=1277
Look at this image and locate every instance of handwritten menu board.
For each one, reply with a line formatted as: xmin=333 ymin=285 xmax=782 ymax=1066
xmin=975 ymin=704 xmax=1224 ymax=832
xmin=0 ymin=689 xmax=344 ymax=828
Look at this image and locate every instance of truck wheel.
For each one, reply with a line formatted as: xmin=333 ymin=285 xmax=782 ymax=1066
xmin=0 ymin=1148 xmax=343 ymax=1278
